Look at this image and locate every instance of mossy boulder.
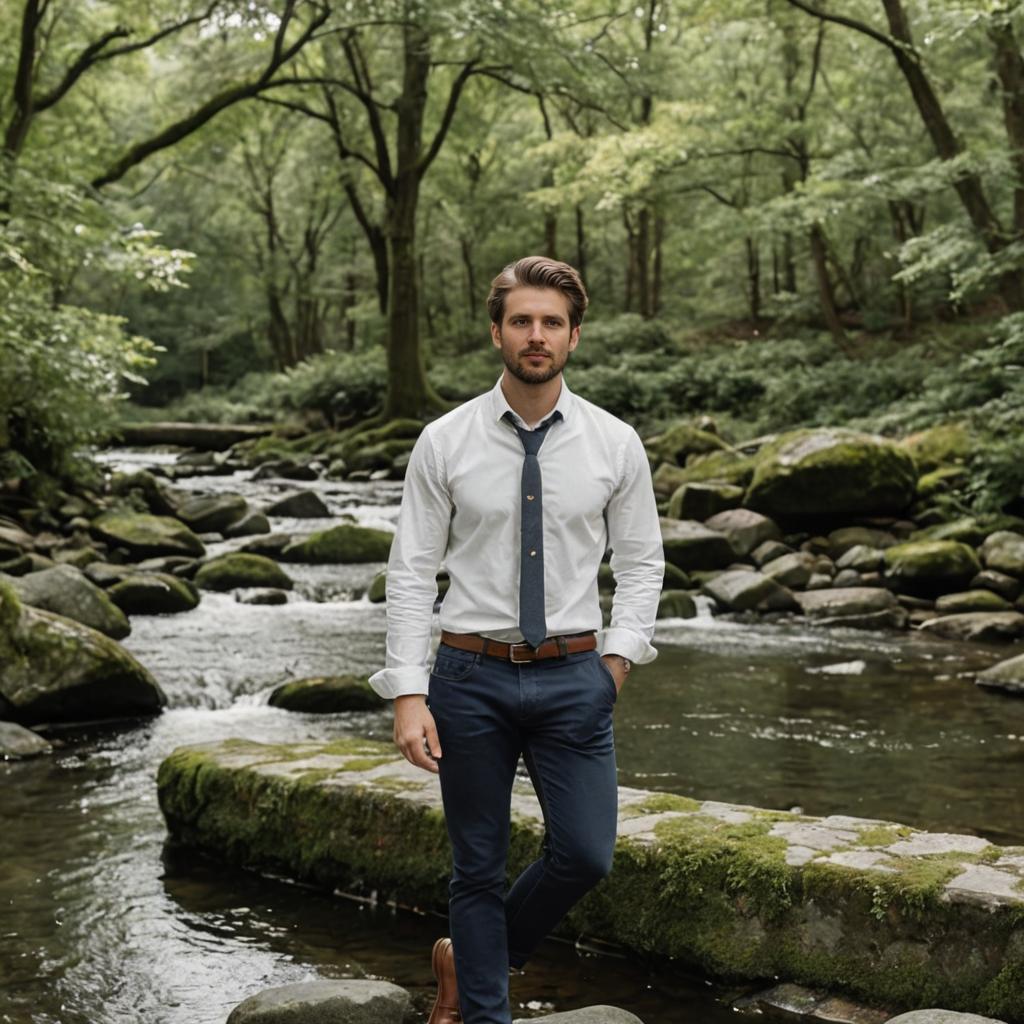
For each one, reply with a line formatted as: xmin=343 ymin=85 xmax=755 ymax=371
xmin=347 ymin=438 xmax=418 ymax=473
xmin=642 ymin=422 xmax=731 ymax=468
xmin=884 ymin=541 xmax=982 ymax=597
xmin=980 ymin=532 xmax=1024 ymax=579
xmin=935 ymin=591 xmax=1013 ymax=615
xmin=976 ymin=653 xmax=1024 ymax=696
xmin=264 ymin=490 xmax=330 ymax=518
xmin=746 ymin=429 xmax=917 ymax=521
xmin=107 ymin=469 xmax=181 ymax=516
xmin=911 ymin=518 xmax=992 ymax=547
xmin=920 ymin=612 xmax=1024 ymax=644
xmin=175 ymin=493 xmax=249 ymax=534
xmin=268 ymin=675 xmax=381 ymax=713
xmin=330 ymin=419 xmax=424 ymax=464
xmin=652 ymin=449 xmax=760 ymax=499
xmin=4 ymin=564 xmax=130 ymax=639
xmin=194 ymin=553 xmax=294 ymax=592
xmin=89 ymin=511 xmax=204 ymax=558
xmin=281 ymin=524 xmax=393 ymax=564
xmin=917 ymin=466 xmax=968 ymax=500
xmin=794 ymin=587 xmax=908 ymax=630
xmin=900 ymin=423 xmax=973 ymax=472
xmin=225 ymin=980 xmax=411 ymax=1024
xmin=660 ymin=519 xmax=737 ymax=572
xmin=0 ymin=578 xmax=164 ymax=725
xmin=0 ymin=720 xmax=53 ymax=759
xmin=108 ymin=573 xmax=201 ymax=614
xmin=657 ymin=590 xmax=698 ymax=619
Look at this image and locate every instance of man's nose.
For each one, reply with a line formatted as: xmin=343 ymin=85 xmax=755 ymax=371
xmin=528 ymin=319 xmax=544 ymax=340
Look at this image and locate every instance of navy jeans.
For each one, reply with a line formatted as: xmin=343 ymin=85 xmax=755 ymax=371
xmin=427 ymin=642 xmax=619 ymax=1024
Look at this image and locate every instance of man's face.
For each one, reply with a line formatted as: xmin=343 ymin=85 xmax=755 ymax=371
xmin=491 ymin=286 xmax=580 ymax=385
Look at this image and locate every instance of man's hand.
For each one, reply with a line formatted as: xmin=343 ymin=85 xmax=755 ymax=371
xmin=393 ymin=695 xmax=442 ymax=773
xmin=601 ymin=654 xmax=629 ymax=695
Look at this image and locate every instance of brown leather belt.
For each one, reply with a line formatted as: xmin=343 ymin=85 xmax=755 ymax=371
xmin=440 ymin=629 xmax=596 ymax=663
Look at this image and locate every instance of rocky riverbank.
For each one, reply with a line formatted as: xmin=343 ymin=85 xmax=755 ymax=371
xmin=158 ymin=736 xmax=1024 ymax=1023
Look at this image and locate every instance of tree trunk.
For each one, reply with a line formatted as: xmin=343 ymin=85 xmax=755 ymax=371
xmin=809 ymin=223 xmax=846 ymax=345
xmin=652 ymin=210 xmax=665 ymax=316
xmin=575 ymin=204 xmax=587 ymax=286
xmin=746 ymin=236 xmax=761 ymax=324
xmin=637 ymin=206 xmax=652 ymax=318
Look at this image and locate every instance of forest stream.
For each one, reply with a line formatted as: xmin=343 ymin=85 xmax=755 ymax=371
xmin=3 ymin=448 xmax=1024 ymax=1024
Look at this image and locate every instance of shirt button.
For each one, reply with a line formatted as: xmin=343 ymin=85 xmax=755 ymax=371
xmin=530 ymin=550 xmax=537 ymax=556
xmin=526 ymin=495 xmax=535 ymax=500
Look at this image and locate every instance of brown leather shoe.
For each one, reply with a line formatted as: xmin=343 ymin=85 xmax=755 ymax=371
xmin=427 ymin=936 xmax=461 ymax=1024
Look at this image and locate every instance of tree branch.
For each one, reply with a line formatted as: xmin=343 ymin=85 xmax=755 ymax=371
xmin=782 ymin=0 xmax=906 ymax=57
xmin=419 ymin=60 xmax=478 ymax=176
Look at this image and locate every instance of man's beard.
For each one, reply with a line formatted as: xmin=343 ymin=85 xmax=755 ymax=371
xmin=501 ymin=343 xmax=570 ymax=385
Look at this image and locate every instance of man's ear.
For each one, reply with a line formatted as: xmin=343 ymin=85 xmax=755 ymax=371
xmin=491 ymin=322 xmax=502 ymax=349
xmin=568 ymin=325 xmax=580 ymax=352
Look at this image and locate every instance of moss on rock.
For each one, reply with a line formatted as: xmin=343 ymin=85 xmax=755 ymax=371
xmin=89 ymin=511 xmax=205 ymax=558
xmin=194 ymin=553 xmax=294 ymax=591
xmin=281 ymin=524 xmax=393 ymax=564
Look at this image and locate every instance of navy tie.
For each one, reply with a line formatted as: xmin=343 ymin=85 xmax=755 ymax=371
xmin=503 ymin=409 xmax=562 ymax=649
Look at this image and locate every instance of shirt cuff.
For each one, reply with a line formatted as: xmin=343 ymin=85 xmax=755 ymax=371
xmin=367 ymin=665 xmax=430 ymax=699
xmin=596 ymin=626 xmax=657 ymax=665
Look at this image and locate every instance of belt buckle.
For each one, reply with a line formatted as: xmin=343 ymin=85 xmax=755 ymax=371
xmin=509 ymin=642 xmax=533 ymax=663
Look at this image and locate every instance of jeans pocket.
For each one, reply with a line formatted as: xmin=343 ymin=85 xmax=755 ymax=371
xmin=595 ymin=653 xmax=619 ymax=704
xmin=431 ymin=644 xmax=479 ymax=682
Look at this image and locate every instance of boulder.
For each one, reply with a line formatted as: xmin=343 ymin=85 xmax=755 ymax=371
xmin=642 ymin=421 xmax=731 ymax=467
xmin=883 ymin=541 xmax=981 ymax=596
xmin=89 ymin=512 xmax=204 ymax=558
xmin=651 ymin=449 xmax=759 ymax=499
xmin=702 ymin=569 xmax=796 ymax=612
xmin=268 ymin=675 xmax=381 ymax=713
xmin=899 ymin=423 xmax=973 ymax=472
xmin=348 ymin=438 xmax=418 ymax=472
xmin=916 ymin=466 xmax=968 ymax=499
xmin=226 ymin=980 xmax=410 ymax=1024
xmin=761 ymin=552 xmax=815 ymax=589
xmin=970 ymin=569 xmax=1020 ymax=602
xmin=980 ymin=531 xmax=1024 ymax=578
xmin=514 ymin=1010 xmax=645 ymax=1024
xmin=827 ymin=526 xmax=900 ymax=557
xmin=836 ymin=545 xmax=885 ymax=573
xmin=657 ymin=590 xmax=698 ymax=619
xmin=107 ymin=573 xmax=200 ymax=614
xmin=976 ymin=653 xmax=1024 ymax=696
xmin=885 ymin=1013 xmax=1007 ymax=1024
xmin=935 ymin=591 xmax=1012 ymax=615
xmin=224 ymin=511 xmax=271 ymax=538
xmin=107 ymin=469 xmax=181 ymax=516
xmin=660 ymin=519 xmax=736 ymax=572
xmin=919 ymin=612 xmax=1024 ymax=644
xmin=367 ymin=572 xmax=387 ymax=603
xmin=281 ymin=524 xmax=393 ymax=564
xmin=751 ymin=539 xmax=791 ymax=566
xmin=911 ymin=517 xmax=991 ymax=547
xmin=795 ymin=587 xmax=905 ymax=625
xmin=194 ymin=553 xmax=294 ymax=591
xmin=667 ymin=482 xmax=744 ymax=521
xmin=51 ymin=546 xmax=102 ymax=569
xmin=251 ymin=458 xmax=318 ymax=481
xmin=0 ymin=578 xmax=164 ymax=725
xmin=174 ymin=493 xmax=249 ymax=534
xmin=4 ymin=564 xmax=130 ymax=639
xmin=264 ymin=490 xmax=331 ymax=518
xmin=0 ymin=720 xmax=53 ymax=759
xmin=746 ymin=429 xmax=917 ymax=521
xmin=704 ymin=508 xmax=781 ymax=556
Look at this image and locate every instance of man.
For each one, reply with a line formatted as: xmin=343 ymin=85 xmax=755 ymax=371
xmin=368 ymin=256 xmax=664 ymax=1024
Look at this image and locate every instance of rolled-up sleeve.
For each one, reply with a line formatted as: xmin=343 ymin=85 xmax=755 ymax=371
xmin=367 ymin=428 xmax=451 ymax=699
xmin=597 ymin=429 xmax=664 ymax=665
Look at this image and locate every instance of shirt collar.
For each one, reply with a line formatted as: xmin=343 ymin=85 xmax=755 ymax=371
xmin=490 ymin=373 xmax=574 ymax=428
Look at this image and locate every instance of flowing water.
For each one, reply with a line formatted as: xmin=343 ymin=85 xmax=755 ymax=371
xmin=3 ymin=448 xmax=1023 ymax=1024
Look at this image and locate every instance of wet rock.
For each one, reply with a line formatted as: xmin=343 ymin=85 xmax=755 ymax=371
xmin=837 ymin=545 xmax=885 ymax=573
xmin=281 ymin=524 xmax=393 ymax=564
xmin=705 ymin=508 xmax=782 ymax=556
xmin=975 ymin=653 xmax=1024 ymax=695
xmin=735 ymin=981 xmax=889 ymax=1023
xmin=3 ymin=564 xmax=130 ymax=639
xmin=934 ymin=590 xmax=1012 ymax=615
xmin=513 ymin=1009 xmax=644 ymax=1024
xmin=107 ymin=469 xmax=181 ymax=516
xmin=667 ymin=482 xmax=744 ymax=521
xmin=651 ymin=449 xmax=759 ymax=498
xmin=83 ymin=561 xmax=137 ymax=587
xmin=175 ymin=492 xmax=249 ymax=534
xmin=970 ymin=569 xmax=1021 ymax=602
xmin=194 ymin=553 xmax=294 ymax=591
xmin=834 ymin=568 xmax=862 ymax=587
xmin=51 ymin=546 xmax=102 ymax=569
xmin=703 ymin=569 xmax=795 ymax=611
xmin=89 ymin=512 xmax=204 ymax=559
xmin=268 ymin=675 xmax=381 ymax=713
xmin=919 ymin=612 xmax=1024 ymax=643
xmin=660 ymin=519 xmax=737 ymax=571
xmin=0 ymin=578 xmax=164 ymax=725
xmin=367 ymin=572 xmax=386 ymax=602
xmin=762 ymin=551 xmax=815 ymax=588
xmin=0 ymin=720 xmax=53 ymax=759
xmin=795 ymin=587 xmax=904 ymax=621
xmin=251 ymin=458 xmax=318 ymax=481
xmin=883 ymin=541 xmax=981 ymax=597
xmin=827 ymin=526 xmax=898 ymax=558
xmin=746 ymin=429 xmax=917 ymax=520
xmin=240 ymin=533 xmax=294 ymax=557
xmin=885 ymin=1013 xmax=1008 ymax=1023
xmin=226 ymin=979 xmax=409 ymax=1024
xmin=663 ymin=563 xmax=692 ymax=588
xmin=980 ymin=531 xmax=1024 ymax=578
xmin=657 ymin=589 xmax=698 ymax=618
xmin=224 ymin=510 xmax=271 ymax=538
xmin=137 ymin=555 xmax=197 ymax=575
xmin=264 ymin=490 xmax=331 ymax=518
xmin=236 ymin=588 xmax=289 ymax=606
xmin=806 ymin=573 xmax=833 ymax=590
xmin=752 ymin=539 xmax=791 ymax=566
xmin=107 ymin=573 xmax=200 ymax=614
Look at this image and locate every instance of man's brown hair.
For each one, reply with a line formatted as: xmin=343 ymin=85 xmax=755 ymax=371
xmin=486 ymin=256 xmax=589 ymax=331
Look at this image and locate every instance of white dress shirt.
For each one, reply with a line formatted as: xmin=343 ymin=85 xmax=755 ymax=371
xmin=367 ymin=373 xmax=664 ymax=699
